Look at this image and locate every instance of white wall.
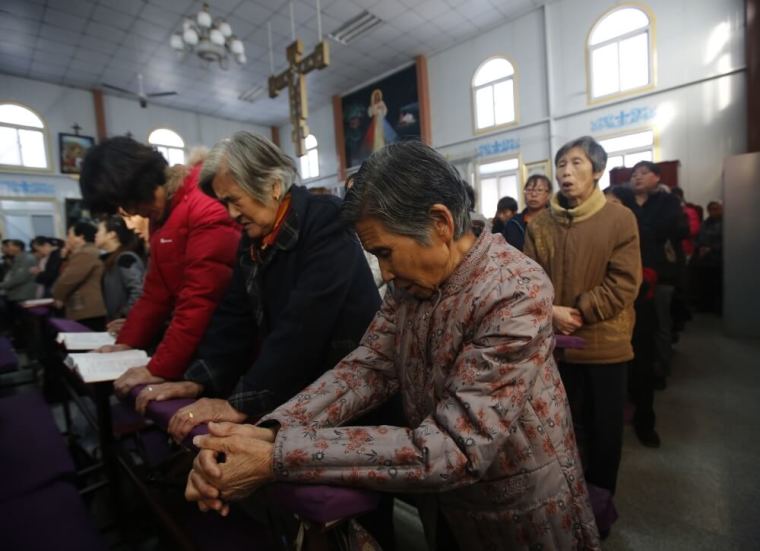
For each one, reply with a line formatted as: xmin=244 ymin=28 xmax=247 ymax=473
xmin=0 ymin=73 xmax=270 ymax=238
xmin=271 ymin=0 xmax=746 ymax=209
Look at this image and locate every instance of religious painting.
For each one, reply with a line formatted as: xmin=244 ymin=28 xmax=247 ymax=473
xmin=341 ymin=63 xmax=421 ymax=171
xmin=59 ymin=133 xmax=95 ymax=175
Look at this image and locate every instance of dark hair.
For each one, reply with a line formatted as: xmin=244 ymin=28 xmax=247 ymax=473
xmin=632 ymin=160 xmax=661 ymax=176
xmin=463 ymin=182 xmax=476 ymax=211
xmin=79 ymin=136 xmax=168 ymax=215
xmin=342 ymin=141 xmax=471 ymax=243
xmin=7 ymin=239 xmax=25 ymax=250
xmin=30 ymin=235 xmax=54 ymax=250
xmin=496 ymin=196 xmax=518 ymax=214
xmin=100 ymin=215 xmax=143 ymax=270
xmin=671 ymin=186 xmax=684 ymax=200
xmin=524 ymin=174 xmax=552 ymax=192
xmin=555 ymin=136 xmax=607 ymax=176
xmin=604 ymin=185 xmax=638 ymax=212
xmin=69 ymin=220 xmax=97 ymax=243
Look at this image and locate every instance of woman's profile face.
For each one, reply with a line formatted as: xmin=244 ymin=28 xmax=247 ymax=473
xmin=94 ymin=222 xmax=109 ymax=249
xmin=212 ymin=171 xmax=280 ymax=240
xmin=355 ymin=217 xmax=452 ymax=300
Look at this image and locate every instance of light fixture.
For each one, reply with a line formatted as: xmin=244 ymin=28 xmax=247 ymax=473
xmin=170 ymin=3 xmax=246 ymax=69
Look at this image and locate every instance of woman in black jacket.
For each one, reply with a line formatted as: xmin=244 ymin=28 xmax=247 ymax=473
xmin=30 ymin=236 xmax=63 ymax=297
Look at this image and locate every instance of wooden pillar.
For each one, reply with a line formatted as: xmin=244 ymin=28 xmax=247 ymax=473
xmin=415 ymin=55 xmax=432 ymax=146
xmin=91 ymin=89 xmax=107 ymax=142
xmin=271 ymin=126 xmax=280 ymax=147
xmin=333 ymin=94 xmax=347 ymax=181
xmin=747 ymin=0 xmax=759 ymax=152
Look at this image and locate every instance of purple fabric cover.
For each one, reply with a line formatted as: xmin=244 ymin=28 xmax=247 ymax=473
xmin=0 ymin=390 xmax=75 ymax=502
xmin=25 ymin=305 xmax=51 ymax=317
xmin=48 ymin=317 xmax=91 ymax=333
xmin=0 ymin=337 xmax=18 ymax=373
xmin=265 ymin=482 xmax=381 ymax=524
xmin=0 ymin=479 xmax=106 ymax=551
xmin=555 ymin=335 xmax=586 ymax=350
xmin=125 ymin=385 xmax=381 ymax=523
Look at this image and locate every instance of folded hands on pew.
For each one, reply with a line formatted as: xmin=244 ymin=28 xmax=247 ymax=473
xmin=168 ymin=396 xmax=247 ymax=443
xmin=186 ymin=422 xmax=276 ymax=515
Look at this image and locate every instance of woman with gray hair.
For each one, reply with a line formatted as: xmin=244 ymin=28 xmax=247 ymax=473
xmin=524 ymin=136 xmax=641 ymax=537
xmin=185 ymin=141 xmax=601 ymax=550
xmin=134 ymin=132 xmax=382 ymax=451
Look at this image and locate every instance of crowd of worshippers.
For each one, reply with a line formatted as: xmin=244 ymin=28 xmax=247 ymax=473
xmin=0 ymin=131 xmax=724 ymax=550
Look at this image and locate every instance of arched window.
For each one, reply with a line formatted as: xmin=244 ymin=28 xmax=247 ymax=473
xmin=148 ymin=128 xmax=185 ymax=165
xmin=588 ymin=6 xmax=653 ymax=101
xmin=472 ymin=57 xmax=517 ymax=132
xmin=300 ymin=134 xmax=319 ymax=180
xmin=0 ymin=103 xmax=49 ymax=170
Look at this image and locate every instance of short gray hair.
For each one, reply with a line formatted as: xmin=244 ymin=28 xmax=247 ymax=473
xmin=200 ymin=131 xmax=298 ymax=202
xmin=342 ymin=141 xmax=471 ymax=244
xmin=554 ymin=135 xmax=607 ymax=176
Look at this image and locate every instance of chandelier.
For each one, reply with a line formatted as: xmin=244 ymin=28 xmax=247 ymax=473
xmin=170 ymin=3 xmax=246 ymax=69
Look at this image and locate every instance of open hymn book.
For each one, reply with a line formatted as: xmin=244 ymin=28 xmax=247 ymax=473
xmin=65 ymin=350 xmax=150 ymax=383
xmin=56 ymin=332 xmax=116 ymax=351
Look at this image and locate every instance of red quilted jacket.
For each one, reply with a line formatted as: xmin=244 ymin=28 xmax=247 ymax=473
xmin=117 ymin=164 xmax=240 ymax=379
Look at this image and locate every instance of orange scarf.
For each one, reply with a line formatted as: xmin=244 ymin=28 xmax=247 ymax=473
xmin=250 ymin=194 xmax=292 ymax=261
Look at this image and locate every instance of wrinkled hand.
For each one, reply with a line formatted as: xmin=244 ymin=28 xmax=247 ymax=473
xmin=553 ymin=305 xmax=584 ymax=335
xmin=135 ymin=381 xmax=203 ymax=415
xmin=185 ymin=422 xmax=276 ymax=514
xmin=53 ymin=300 xmax=64 ymax=309
xmin=106 ymin=318 xmax=127 ymax=336
xmin=168 ymin=398 xmax=247 ymax=443
xmin=113 ymin=365 xmax=164 ymax=398
xmin=29 ymin=266 xmax=41 ymax=275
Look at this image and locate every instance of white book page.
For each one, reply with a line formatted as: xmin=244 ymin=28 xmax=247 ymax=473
xmin=56 ymin=332 xmax=116 ymax=351
xmin=21 ymin=298 xmax=55 ymax=307
xmin=66 ymin=350 xmax=150 ymax=383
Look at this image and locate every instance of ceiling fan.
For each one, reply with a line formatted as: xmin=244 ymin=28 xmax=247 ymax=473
xmin=101 ymin=74 xmax=177 ymax=108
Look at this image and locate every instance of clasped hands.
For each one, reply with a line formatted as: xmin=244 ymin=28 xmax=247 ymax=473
xmin=185 ymin=422 xmax=276 ymax=516
xmin=552 ymin=305 xmax=584 ymax=335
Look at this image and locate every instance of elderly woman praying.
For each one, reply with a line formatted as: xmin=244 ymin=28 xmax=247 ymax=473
xmin=186 ymin=141 xmax=601 ymax=550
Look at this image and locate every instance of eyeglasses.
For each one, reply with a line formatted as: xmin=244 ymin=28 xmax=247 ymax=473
xmin=524 ymin=188 xmax=550 ymax=194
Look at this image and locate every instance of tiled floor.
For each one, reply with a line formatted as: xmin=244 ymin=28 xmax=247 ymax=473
xmin=394 ymin=314 xmax=760 ymax=550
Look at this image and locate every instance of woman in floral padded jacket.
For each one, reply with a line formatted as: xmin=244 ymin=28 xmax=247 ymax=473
xmin=187 ymin=142 xmax=600 ymax=550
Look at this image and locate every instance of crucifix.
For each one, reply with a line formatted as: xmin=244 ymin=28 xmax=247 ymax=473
xmin=71 ymin=123 xmax=81 ymax=136
xmin=268 ymin=1 xmax=330 ymax=157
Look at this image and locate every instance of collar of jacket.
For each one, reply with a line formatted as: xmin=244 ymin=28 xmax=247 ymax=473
xmin=549 ymin=186 xmax=606 ymax=225
xmin=240 ymin=185 xmax=307 ymax=255
xmin=168 ymin=163 xmax=202 ymax=213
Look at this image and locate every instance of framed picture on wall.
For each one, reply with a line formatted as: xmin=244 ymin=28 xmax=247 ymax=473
xmin=522 ymin=159 xmax=552 ymax=184
xmin=59 ymin=133 xmax=95 ymax=175
xmin=334 ymin=57 xmax=431 ymax=180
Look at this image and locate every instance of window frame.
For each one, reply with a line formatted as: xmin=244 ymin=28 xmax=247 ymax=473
xmin=471 ymin=55 xmax=520 ymax=136
xmin=299 ymin=134 xmax=320 ymax=182
xmin=595 ymin=127 xmax=659 ymax=189
xmin=0 ymin=101 xmax=53 ymax=174
xmin=147 ymin=127 xmax=186 ymax=166
xmin=475 ymin=153 xmax=523 ymax=215
xmin=586 ymin=3 xmax=657 ymax=105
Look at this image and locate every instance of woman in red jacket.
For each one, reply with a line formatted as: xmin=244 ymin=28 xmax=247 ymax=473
xmin=79 ymin=138 xmax=240 ymax=394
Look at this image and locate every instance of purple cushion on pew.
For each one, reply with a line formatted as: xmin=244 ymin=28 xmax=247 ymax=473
xmin=48 ymin=317 xmax=91 ymax=333
xmin=266 ymin=483 xmax=381 ymax=524
xmin=25 ymin=306 xmax=50 ymax=317
xmin=0 ymin=479 xmax=105 ymax=551
xmin=0 ymin=390 xmax=75 ymax=502
xmin=125 ymin=386 xmax=381 ymax=523
xmin=555 ymin=335 xmax=586 ymax=350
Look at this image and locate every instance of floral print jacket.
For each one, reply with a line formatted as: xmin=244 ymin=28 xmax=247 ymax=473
xmin=262 ymin=232 xmax=600 ymax=550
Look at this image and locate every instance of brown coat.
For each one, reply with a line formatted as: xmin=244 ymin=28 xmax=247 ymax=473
xmin=524 ymin=188 xmax=641 ymax=364
xmin=52 ymin=243 xmax=106 ymax=321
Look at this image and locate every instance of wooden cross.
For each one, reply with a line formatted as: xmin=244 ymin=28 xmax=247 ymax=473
xmin=268 ymin=39 xmax=330 ymax=157
xmin=71 ymin=123 xmax=81 ymax=135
